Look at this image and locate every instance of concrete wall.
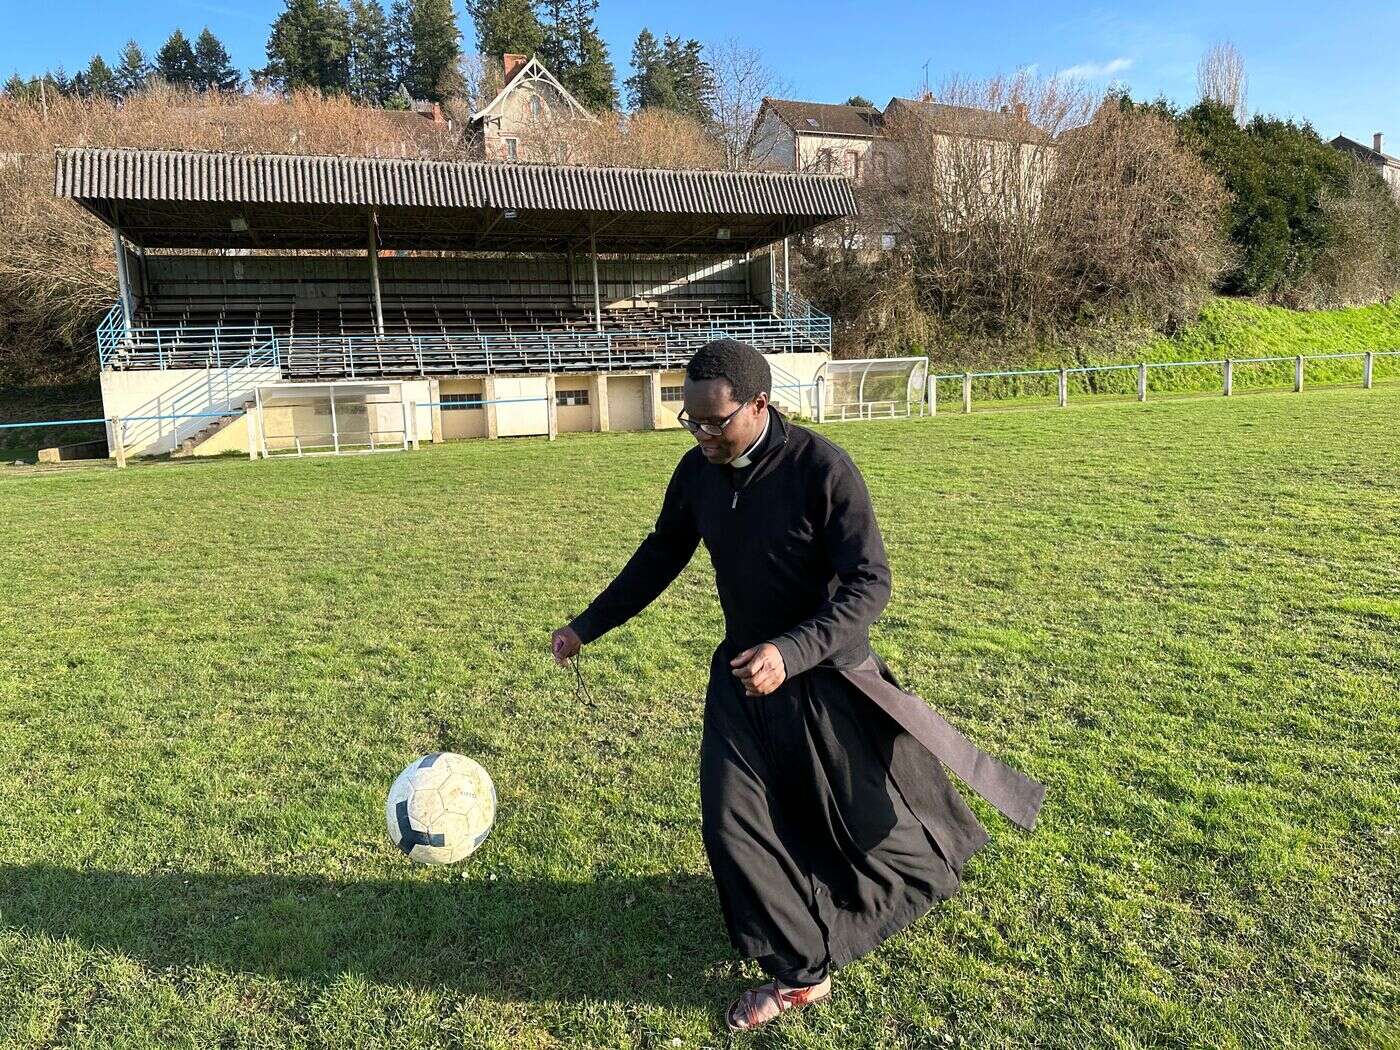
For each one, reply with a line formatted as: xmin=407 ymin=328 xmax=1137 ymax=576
xmin=492 ymin=375 xmax=550 ymax=437
xmin=554 ymin=377 xmax=594 ymax=433
xmin=439 ymin=378 xmax=488 ymax=440
xmin=100 ymin=366 xmax=281 ymax=457
xmin=657 ymin=370 xmax=686 ymax=428
xmin=764 ymin=351 xmax=830 ymax=417
xmin=606 ymin=375 xmax=647 ymax=432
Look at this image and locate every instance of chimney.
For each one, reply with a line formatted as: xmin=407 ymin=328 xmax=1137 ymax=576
xmin=1375 ymin=132 xmax=1384 ymax=154
xmin=1013 ymin=102 xmax=1029 ymax=122
xmin=504 ymin=53 xmax=527 ymax=82
xmin=430 ymin=101 xmax=444 ymax=124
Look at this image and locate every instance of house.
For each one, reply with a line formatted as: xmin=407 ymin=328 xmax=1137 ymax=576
xmin=1330 ymin=133 xmax=1400 ymax=198
xmin=749 ymin=98 xmax=885 ymax=178
xmin=749 ymin=94 xmax=1049 ymax=180
xmin=469 ymin=54 xmax=597 ymax=164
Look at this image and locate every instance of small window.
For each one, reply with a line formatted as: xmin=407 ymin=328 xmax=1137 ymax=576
xmin=505 ymin=137 xmax=519 ymax=161
xmin=661 ymin=385 xmax=684 ymax=402
xmin=442 ymin=392 xmax=483 ymax=410
xmin=529 ymin=96 xmax=542 ymax=118
xmin=845 ymin=150 xmax=860 ymax=177
xmin=556 ymin=388 xmax=589 ymax=407
xmin=816 ymin=148 xmax=834 ymax=174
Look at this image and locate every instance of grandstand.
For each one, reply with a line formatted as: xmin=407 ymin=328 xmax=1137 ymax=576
xmin=57 ymin=148 xmax=855 ymax=457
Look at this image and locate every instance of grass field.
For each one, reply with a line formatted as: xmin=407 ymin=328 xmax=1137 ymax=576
xmin=1 ymin=386 xmax=1397 ymax=1049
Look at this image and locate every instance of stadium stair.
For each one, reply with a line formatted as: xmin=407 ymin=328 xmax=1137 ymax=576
xmin=170 ymin=402 xmax=253 ymax=459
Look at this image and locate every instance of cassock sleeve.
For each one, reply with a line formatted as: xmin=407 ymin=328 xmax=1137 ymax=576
xmin=568 ymin=459 xmax=701 ymax=645
xmin=768 ymin=456 xmax=892 ymax=678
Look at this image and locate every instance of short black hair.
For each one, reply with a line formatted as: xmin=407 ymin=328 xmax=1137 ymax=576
xmin=685 ymin=339 xmax=772 ymax=403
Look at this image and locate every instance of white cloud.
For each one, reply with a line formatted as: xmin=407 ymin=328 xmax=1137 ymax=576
xmin=1057 ymin=57 xmax=1134 ymax=80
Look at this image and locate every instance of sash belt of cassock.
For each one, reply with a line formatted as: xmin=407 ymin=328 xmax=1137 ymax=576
xmin=836 ymin=654 xmax=1047 ymax=832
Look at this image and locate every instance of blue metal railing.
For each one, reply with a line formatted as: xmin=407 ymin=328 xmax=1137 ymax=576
xmin=97 ymin=309 xmax=281 ymax=371
xmin=774 ymin=288 xmax=833 ymax=349
xmin=95 ymin=300 xmax=834 ymax=376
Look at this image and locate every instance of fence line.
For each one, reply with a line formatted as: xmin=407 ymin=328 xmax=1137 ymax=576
xmin=932 ymin=349 xmax=1396 ymax=413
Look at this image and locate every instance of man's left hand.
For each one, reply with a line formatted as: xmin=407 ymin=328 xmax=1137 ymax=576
xmin=729 ymin=643 xmax=787 ymax=697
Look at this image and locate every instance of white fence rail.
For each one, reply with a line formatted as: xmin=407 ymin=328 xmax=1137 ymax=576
xmin=928 ymin=350 xmax=1397 ymax=414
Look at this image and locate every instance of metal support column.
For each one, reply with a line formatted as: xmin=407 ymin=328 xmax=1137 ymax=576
xmin=329 ymin=385 xmax=340 ymax=454
xmin=112 ymin=221 xmax=133 ymax=335
xmin=783 ymin=237 xmax=791 ymax=295
xmin=368 ymin=212 xmax=386 ymax=338
xmin=590 ymin=234 xmax=602 ymax=333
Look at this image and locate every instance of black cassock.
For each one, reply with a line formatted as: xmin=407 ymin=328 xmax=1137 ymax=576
xmin=570 ymin=408 xmax=1044 ymax=985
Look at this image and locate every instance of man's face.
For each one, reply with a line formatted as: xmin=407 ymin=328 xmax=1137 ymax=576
xmin=683 ymin=377 xmax=768 ymax=464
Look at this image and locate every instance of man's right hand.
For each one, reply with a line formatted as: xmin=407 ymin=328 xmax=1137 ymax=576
xmin=550 ymin=625 xmax=582 ymax=665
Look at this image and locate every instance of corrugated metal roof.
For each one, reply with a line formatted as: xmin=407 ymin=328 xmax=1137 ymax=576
xmin=55 ymin=147 xmax=857 ymax=217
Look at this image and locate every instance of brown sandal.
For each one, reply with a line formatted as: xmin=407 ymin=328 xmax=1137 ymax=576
xmin=725 ymin=978 xmax=832 ymax=1032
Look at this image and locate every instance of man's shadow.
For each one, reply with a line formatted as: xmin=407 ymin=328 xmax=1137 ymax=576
xmin=0 ymin=863 xmax=732 ymax=1011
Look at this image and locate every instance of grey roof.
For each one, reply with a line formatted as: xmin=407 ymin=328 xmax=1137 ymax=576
xmin=55 ymin=147 xmax=857 ymax=252
xmin=1330 ymin=135 xmax=1400 ymax=168
xmin=763 ymin=99 xmax=884 ymax=138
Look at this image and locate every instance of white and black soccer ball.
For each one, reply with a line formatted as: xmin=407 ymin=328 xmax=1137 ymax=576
xmin=386 ymin=752 xmax=497 ymax=865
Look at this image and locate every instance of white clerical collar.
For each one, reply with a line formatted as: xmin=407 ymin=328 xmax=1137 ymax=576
xmin=728 ymin=412 xmax=771 ymax=468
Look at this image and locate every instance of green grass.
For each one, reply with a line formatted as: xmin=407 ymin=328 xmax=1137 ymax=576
xmin=2 ymin=387 xmax=1398 ymax=1049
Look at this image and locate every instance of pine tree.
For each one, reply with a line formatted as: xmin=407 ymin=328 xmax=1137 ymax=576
xmin=625 ymin=28 xmax=675 ymax=112
xmin=386 ymin=0 xmax=410 ymax=92
xmin=568 ymin=13 xmax=616 ymax=110
xmin=193 ymin=28 xmax=242 ymax=91
xmin=404 ymin=0 xmax=460 ymax=100
xmin=48 ymin=65 xmax=73 ymax=95
xmin=115 ymin=40 xmax=151 ymax=96
xmin=539 ymin=0 xmax=615 ymax=110
xmin=467 ymin=0 xmax=544 ymax=66
xmin=262 ymin=0 xmax=353 ymax=93
xmin=348 ymin=0 xmax=395 ymax=103
xmin=77 ymin=55 xmax=119 ymax=99
xmin=156 ymin=29 xmax=200 ymax=86
xmin=661 ymin=35 xmax=713 ymax=124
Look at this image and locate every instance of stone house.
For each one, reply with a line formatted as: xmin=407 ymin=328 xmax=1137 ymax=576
xmin=468 ymin=54 xmax=597 ymax=164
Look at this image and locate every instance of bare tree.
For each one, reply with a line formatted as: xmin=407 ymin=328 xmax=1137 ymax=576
xmin=1197 ymin=41 xmax=1247 ymax=124
xmin=801 ymin=72 xmax=1229 ymax=352
xmin=705 ymin=38 xmax=789 ymax=170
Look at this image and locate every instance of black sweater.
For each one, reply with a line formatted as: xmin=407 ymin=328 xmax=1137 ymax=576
xmin=570 ymin=408 xmax=893 ymax=678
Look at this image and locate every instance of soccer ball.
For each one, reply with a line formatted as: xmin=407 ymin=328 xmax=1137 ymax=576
xmin=386 ymin=752 xmax=497 ymax=865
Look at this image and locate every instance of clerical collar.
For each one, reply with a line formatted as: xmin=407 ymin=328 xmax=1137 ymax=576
xmin=728 ymin=412 xmax=772 ymax=468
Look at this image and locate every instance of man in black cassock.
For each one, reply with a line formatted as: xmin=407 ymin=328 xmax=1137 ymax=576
xmin=551 ymin=340 xmax=1044 ymax=1032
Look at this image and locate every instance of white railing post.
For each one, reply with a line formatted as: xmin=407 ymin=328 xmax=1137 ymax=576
xmin=246 ymin=405 xmax=258 ymax=461
xmin=962 ymin=373 xmax=972 ymax=414
xmin=1363 ymin=351 xmax=1374 ymax=389
xmin=1223 ymin=358 xmax=1233 ymax=397
xmin=929 ymin=376 xmax=938 ymax=416
xmin=1058 ymin=369 xmax=1068 ymax=408
xmin=109 ymin=416 xmax=127 ymax=468
xmin=1137 ymin=362 xmax=1147 ymax=402
xmin=1295 ymin=355 xmax=1304 ymax=393
xmin=406 ymin=399 xmax=418 ymax=450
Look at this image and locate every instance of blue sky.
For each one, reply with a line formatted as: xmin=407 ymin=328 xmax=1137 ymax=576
xmin=2 ymin=0 xmax=1394 ymax=143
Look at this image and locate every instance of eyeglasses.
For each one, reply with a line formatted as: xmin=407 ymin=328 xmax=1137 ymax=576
xmin=677 ymin=398 xmax=755 ymax=437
